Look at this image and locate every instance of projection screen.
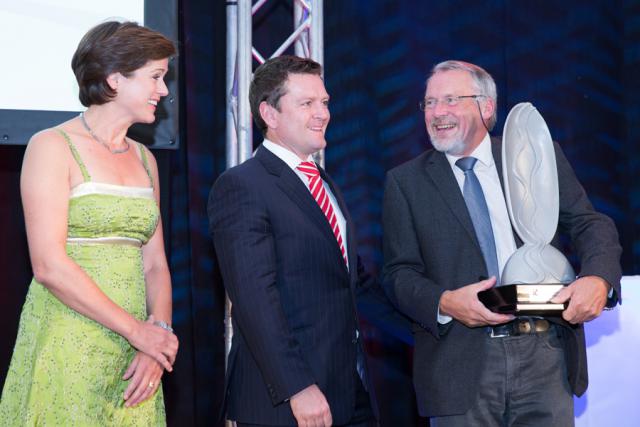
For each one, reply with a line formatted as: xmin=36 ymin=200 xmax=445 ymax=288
xmin=0 ymin=0 xmax=180 ymax=149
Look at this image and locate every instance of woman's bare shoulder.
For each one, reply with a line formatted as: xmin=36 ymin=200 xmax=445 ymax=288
xmin=22 ymin=126 xmax=80 ymax=176
xmin=27 ymin=127 xmax=70 ymax=152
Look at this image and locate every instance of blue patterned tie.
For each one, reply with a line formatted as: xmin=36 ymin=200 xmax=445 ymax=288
xmin=456 ymin=157 xmax=500 ymax=283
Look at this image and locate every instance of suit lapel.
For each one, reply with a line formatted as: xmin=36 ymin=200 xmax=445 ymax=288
xmin=424 ymin=140 xmax=522 ymax=264
xmin=424 ymin=150 xmax=480 ymax=248
xmin=492 ymin=138 xmax=504 ymax=188
xmin=256 ymin=148 xmax=350 ymax=272
xmin=319 ymin=167 xmax=355 ymax=275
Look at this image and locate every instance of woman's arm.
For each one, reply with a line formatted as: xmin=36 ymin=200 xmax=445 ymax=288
xmin=123 ymin=146 xmax=175 ymax=407
xmin=21 ymin=130 xmax=177 ymax=370
xmin=140 ymin=146 xmax=172 ymax=325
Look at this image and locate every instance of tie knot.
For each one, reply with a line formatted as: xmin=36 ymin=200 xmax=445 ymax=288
xmin=297 ymin=161 xmax=320 ymax=179
xmin=455 ymin=156 xmax=478 ymax=172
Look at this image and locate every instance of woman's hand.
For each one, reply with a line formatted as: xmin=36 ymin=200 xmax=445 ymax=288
xmin=126 ymin=315 xmax=178 ymax=371
xmin=123 ymin=352 xmax=164 ymax=407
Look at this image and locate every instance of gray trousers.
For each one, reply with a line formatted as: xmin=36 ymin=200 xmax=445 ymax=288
xmin=432 ymin=325 xmax=574 ymax=427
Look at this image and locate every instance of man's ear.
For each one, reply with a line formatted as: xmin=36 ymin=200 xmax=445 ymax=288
xmin=259 ymin=101 xmax=278 ymax=130
xmin=482 ymin=97 xmax=495 ymax=122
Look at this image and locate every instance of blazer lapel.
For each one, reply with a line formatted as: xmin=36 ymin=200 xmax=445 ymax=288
xmin=492 ymin=138 xmax=504 ymax=188
xmin=424 ymin=150 xmax=480 ymax=248
xmin=256 ymin=148 xmax=350 ymax=270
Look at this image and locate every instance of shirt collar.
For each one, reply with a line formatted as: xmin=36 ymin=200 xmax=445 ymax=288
xmin=445 ymin=133 xmax=494 ymax=170
xmin=261 ymin=139 xmax=314 ymax=170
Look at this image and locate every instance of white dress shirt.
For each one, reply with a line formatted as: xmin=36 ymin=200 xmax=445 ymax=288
xmin=261 ymin=140 xmax=349 ymax=263
xmin=445 ymin=134 xmax=518 ymax=274
xmin=438 ymin=134 xmax=517 ymax=323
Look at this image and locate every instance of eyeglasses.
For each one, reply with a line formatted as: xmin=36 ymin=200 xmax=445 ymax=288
xmin=419 ymin=94 xmax=486 ymax=111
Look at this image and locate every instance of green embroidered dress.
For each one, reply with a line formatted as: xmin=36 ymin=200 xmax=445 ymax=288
xmin=0 ymin=131 xmax=166 ymax=426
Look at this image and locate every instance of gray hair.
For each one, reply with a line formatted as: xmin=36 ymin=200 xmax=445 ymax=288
xmin=428 ymin=60 xmax=498 ymax=130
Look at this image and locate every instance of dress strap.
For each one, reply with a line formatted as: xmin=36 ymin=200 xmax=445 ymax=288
xmin=56 ymin=129 xmax=91 ymax=182
xmin=137 ymin=143 xmax=154 ymax=189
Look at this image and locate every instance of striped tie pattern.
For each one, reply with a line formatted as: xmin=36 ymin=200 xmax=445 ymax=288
xmin=297 ymin=161 xmax=348 ymax=265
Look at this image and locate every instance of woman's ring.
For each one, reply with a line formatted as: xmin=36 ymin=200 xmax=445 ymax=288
xmin=148 ymin=381 xmax=154 ymax=388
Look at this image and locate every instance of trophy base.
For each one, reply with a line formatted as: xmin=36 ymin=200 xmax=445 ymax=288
xmin=478 ymin=283 xmax=567 ymax=315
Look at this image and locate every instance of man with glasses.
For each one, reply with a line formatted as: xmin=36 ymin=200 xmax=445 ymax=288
xmin=382 ymin=60 xmax=621 ymax=426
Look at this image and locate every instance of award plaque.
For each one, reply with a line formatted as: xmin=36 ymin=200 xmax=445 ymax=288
xmin=478 ymin=103 xmax=574 ymax=315
xmin=478 ymin=283 xmax=565 ymax=315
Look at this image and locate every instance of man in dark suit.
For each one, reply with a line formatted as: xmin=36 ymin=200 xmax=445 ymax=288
xmin=382 ymin=60 xmax=622 ymax=426
xmin=208 ymin=56 xmax=379 ymax=426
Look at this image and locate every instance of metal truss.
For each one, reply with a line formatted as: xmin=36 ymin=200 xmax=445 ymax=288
xmin=226 ymin=0 xmax=324 ymax=171
xmin=223 ymin=2 xmax=324 ymax=424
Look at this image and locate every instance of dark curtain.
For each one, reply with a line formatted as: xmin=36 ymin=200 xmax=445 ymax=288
xmin=1 ymin=1 xmax=639 ymax=426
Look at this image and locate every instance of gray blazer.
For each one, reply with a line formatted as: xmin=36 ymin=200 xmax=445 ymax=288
xmin=382 ymin=137 xmax=622 ymax=417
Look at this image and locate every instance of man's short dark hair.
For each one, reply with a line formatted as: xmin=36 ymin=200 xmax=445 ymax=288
xmin=71 ymin=21 xmax=177 ymax=107
xmin=249 ymin=55 xmax=323 ymax=136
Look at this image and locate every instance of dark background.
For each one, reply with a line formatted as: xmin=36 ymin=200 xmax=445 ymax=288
xmin=1 ymin=1 xmax=638 ymax=425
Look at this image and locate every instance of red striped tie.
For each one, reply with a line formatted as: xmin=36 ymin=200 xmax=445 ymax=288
xmin=297 ymin=161 xmax=348 ymax=266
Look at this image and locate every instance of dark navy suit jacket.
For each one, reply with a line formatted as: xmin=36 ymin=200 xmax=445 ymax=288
xmin=208 ymin=146 xmax=384 ymax=425
xmin=382 ymin=138 xmax=622 ymax=418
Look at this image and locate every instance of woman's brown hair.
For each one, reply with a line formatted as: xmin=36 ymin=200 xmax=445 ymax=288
xmin=71 ymin=21 xmax=177 ymax=107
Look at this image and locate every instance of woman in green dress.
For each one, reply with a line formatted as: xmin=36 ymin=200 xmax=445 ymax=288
xmin=0 ymin=21 xmax=178 ymax=425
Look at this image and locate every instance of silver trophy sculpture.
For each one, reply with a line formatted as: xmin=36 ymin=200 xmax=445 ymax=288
xmin=479 ymin=102 xmax=575 ymax=314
